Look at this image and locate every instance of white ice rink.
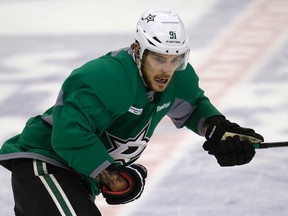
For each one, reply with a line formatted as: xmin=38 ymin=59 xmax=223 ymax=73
xmin=1 ymin=0 xmax=288 ymax=215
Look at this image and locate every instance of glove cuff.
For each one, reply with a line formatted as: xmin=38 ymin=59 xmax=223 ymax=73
xmin=204 ymin=115 xmax=226 ymax=126
xmin=130 ymin=164 xmax=147 ymax=179
xmin=204 ymin=115 xmax=226 ymax=141
xmin=101 ymin=171 xmax=133 ymax=196
xmin=101 ymin=164 xmax=147 ymax=205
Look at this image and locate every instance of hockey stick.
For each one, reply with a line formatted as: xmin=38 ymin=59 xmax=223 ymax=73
xmin=253 ymin=141 xmax=288 ymax=149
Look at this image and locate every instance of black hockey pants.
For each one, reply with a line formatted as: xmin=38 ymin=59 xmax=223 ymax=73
xmin=11 ymin=158 xmax=101 ymax=216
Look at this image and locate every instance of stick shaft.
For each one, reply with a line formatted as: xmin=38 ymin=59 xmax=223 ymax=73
xmin=253 ymin=141 xmax=288 ymax=149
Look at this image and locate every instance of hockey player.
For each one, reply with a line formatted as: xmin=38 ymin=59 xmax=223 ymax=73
xmin=0 ymin=10 xmax=263 ymax=216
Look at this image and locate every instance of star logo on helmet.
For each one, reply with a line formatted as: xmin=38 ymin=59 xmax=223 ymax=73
xmin=142 ymin=14 xmax=156 ymax=23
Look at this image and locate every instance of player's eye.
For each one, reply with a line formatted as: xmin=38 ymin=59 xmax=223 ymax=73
xmin=171 ymin=57 xmax=181 ymax=64
xmin=153 ymin=57 xmax=166 ymax=63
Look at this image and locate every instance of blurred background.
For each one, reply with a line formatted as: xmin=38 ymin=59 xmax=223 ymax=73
xmin=0 ymin=0 xmax=288 ymax=215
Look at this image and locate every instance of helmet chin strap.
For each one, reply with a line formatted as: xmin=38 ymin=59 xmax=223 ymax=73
xmin=133 ymin=49 xmax=148 ymax=88
xmin=132 ymin=49 xmax=156 ymax=102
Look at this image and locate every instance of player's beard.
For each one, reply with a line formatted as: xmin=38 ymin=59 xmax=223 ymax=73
xmin=142 ymin=69 xmax=172 ymax=92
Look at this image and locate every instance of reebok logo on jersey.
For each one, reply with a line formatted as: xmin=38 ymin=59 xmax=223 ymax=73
xmin=157 ymin=102 xmax=171 ymax=112
xmin=128 ymin=106 xmax=143 ymax=115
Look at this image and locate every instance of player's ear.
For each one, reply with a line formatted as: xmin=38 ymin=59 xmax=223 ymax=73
xmin=131 ymin=42 xmax=140 ymax=57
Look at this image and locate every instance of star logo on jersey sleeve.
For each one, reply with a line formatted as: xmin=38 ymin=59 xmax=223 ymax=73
xmin=106 ymin=121 xmax=151 ymax=165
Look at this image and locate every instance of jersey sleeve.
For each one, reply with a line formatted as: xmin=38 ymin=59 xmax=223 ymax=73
xmin=51 ymin=56 xmax=134 ymax=178
xmin=183 ymin=94 xmax=221 ymax=136
xmin=167 ymin=64 xmax=222 ymax=136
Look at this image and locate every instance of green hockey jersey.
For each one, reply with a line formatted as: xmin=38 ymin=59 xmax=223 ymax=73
xmin=0 ymin=48 xmax=221 ymax=181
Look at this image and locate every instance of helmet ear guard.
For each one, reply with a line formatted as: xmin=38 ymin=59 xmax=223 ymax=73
xmin=134 ymin=10 xmax=190 ymax=71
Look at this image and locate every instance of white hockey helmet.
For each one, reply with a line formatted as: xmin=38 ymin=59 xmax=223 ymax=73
xmin=135 ymin=10 xmax=190 ymax=70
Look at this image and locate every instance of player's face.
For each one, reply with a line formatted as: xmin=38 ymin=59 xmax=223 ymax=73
xmin=141 ymin=51 xmax=182 ymax=92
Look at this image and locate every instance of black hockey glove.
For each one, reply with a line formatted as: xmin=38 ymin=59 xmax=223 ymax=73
xmin=203 ymin=116 xmax=264 ymax=166
xmin=101 ymin=164 xmax=147 ymax=205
